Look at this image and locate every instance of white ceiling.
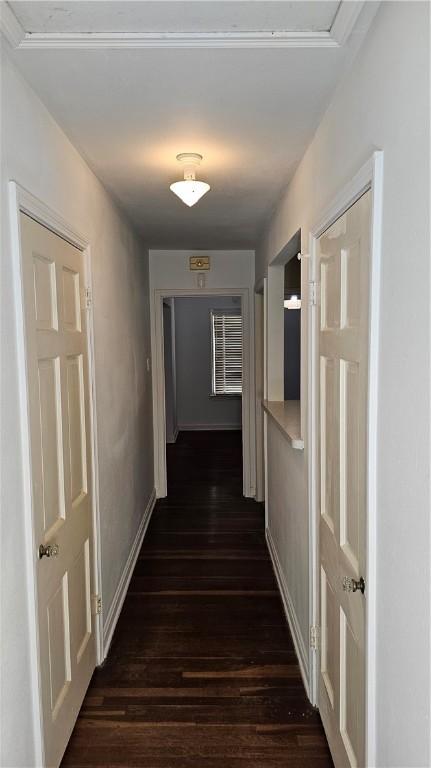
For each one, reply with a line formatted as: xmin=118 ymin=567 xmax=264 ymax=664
xmin=4 ymin=1 xmax=375 ymax=249
xmin=11 ymin=2 xmax=341 ymax=35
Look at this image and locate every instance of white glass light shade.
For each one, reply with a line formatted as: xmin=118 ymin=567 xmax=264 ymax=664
xmin=170 ymin=179 xmax=210 ymax=207
xmin=284 ymin=295 xmax=301 ymax=310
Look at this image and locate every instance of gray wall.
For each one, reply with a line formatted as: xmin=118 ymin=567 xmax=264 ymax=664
xmin=174 ymin=296 xmax=242 ymax=430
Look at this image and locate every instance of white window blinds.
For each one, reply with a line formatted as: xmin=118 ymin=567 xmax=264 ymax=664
xmin=210 ymin=310 xmax=243 ymax=395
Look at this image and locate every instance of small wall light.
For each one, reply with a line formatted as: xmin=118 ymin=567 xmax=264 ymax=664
xmin=284 ymin=295 xmax=301 ymax=310
xmin=170 ymin=153 xmax=210 ymax=207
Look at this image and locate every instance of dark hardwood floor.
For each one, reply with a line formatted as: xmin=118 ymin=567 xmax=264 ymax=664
xmin=62 ymin=431 xmax=332 ymax=767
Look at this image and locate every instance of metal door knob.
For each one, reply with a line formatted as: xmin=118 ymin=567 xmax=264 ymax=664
xmin=39 ymin=543 xmax=59 ymax=559
xmin=342 ymin=576 xmax=365 ymax=594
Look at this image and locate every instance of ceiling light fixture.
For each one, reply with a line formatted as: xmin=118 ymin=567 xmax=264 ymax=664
xmin=170 ymin=153 xmax=210 ymax=207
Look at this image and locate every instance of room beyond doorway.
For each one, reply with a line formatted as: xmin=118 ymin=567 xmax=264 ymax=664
xmin=163 ymin=295 xmax=243 ymax=493
xmin=165 ymin=296 xmax=243 ymax=430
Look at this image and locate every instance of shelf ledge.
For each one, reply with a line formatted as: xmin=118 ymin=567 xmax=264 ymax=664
xmin=262 ymin=400 xmax=304 ymax=450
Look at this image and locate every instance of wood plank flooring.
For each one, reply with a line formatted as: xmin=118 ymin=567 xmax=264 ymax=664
xmin=62 ymin=431 xmax=332 ymax=767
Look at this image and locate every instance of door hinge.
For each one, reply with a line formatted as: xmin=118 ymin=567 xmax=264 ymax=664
xmin=84 ymin=287 xmax=93 ymax=309
xmin=310 ymin=625 xmax=320 ymax=650
xmin=309 ymin=281 xmax=320 ymax=307
xmin=92 ymin=594 xmax=102 ymax=615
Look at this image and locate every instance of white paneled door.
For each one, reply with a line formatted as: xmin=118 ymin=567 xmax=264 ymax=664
xmin=21 ymin=214 xmax=96 ymax=767
xmin=317 ymin=191 xmax=371 ymax=768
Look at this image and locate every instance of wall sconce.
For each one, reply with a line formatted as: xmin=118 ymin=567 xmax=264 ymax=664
xmin=284 ymin=295 xmax=301 ymax=310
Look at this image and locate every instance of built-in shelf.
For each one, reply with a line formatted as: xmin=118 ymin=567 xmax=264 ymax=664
xmin=262 ymin=400 xmax=304 ymax=450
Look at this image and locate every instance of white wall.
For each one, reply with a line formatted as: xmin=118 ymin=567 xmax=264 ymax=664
xmin=257 ymin=3 xmax=430 ymax=766
xmin=267 ymin=424 xmax=308 ymax=662
xmin=163 ymin=300 xmax=177 ymax=442
xmin=0 ymin=45 xmax=154 ymax=767
xmin=174 ymin=296 xmax=242 ymax=430
xmin=150 ymin=249 xmax=255 ymax=293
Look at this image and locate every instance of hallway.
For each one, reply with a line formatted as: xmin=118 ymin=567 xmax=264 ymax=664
xmin=61 ymin=432 xmax=332 ymax=767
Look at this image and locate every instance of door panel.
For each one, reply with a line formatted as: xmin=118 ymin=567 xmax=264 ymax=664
xmin=62 ymin=267 xmax=81 ymax=332
xmin=33 ymin=253 xmax=58 ymax=331
xmin=317 ymin=191 xmax=370 ymax=768
xmin=320 ymin=566 xmax=337 ymax=709
xmin=69 ymin=540 xmax=92 ymax=663
xmin=320 ymin=355 xmax=337 ymax=534
xmin=66 ymin=354 xmax=88 ymax=505
xmin=37 ymin=356 xmax=66 ymax=536
xmin=340 ymin=359 xmax=360 ymax=573
xmin=21 ymin=213 xmax=96 ymax=768
xmin=340 ymin=607 xmax=364 ymax=765
xmin=340 ymin=241 xmax=361 ymax=330
xmin=46 ymin=574 xmax=71 ymax=720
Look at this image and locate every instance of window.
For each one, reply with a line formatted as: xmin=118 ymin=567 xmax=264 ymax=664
xmin=210 ymin=310 xmax=242 ymax=395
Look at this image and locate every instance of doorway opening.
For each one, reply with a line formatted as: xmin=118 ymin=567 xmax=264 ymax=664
xmin=283 ymin=251 xmax=301 ymax=401
xmin=151 ymin=287 xmax=255 ymax=500
xmin=162 ymin=295 xmax=243 ymax=494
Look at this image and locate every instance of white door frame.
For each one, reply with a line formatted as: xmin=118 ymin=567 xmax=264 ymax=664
xmin=254 ymin=283 xmax=265 ymax=503
xmin=307 ymin=151 xmax=383 ymax=764
xmin=8 ymin=181 xmax=103 ymax=765
xmin=150 ymin=287 xmax=256 ymax=499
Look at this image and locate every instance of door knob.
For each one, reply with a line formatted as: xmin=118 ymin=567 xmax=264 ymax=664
xmin=342 ymin=576 xmax=365 ymax=594
xmin=39 ymin=543 xmax=59 ymax=559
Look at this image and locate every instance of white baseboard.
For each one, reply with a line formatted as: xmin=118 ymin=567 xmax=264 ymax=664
xmin=266 ymin=526 xmax=310 ymax=699
xmin=102 ymin=488 xmax=156 ymax=658
xmin=177 ymin=423 xmax=242 ymax=431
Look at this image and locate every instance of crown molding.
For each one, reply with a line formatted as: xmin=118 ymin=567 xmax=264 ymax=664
xmin=0 ymin=1 xmax=25 ymax=47
xmin=0 ymin=1 xmax=365 ymax=50
xmin=15 ymin=30 xmax=341 ymax=50
xmin=330 ymin=0 xmax=365 ymax=46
